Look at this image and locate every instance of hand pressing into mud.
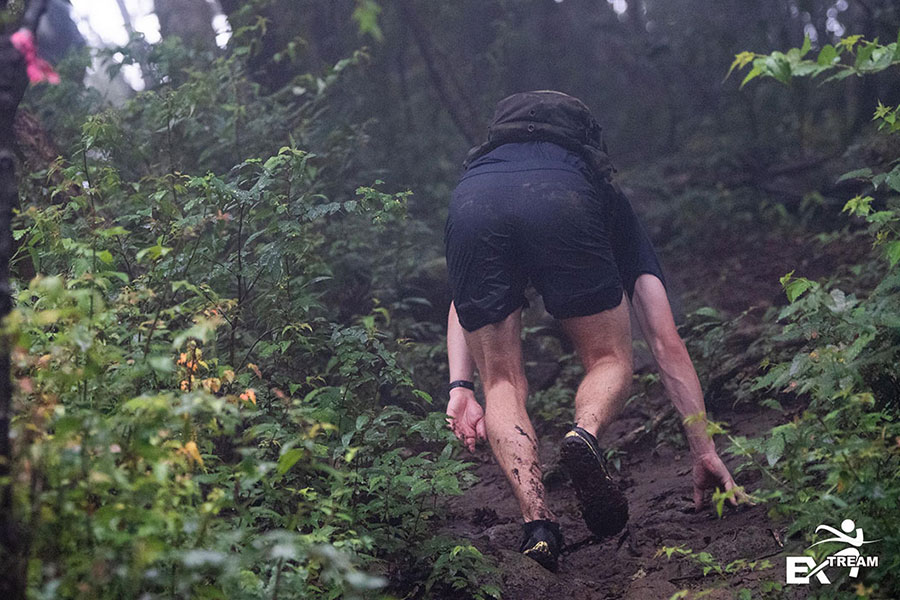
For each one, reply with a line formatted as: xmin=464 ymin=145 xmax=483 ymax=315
xmin=692 ymin=450 xmax=751 ymax=512
xmin=446 ymin=389 xmax=487 ymax=452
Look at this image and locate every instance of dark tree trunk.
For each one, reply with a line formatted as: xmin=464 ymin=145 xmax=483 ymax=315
xmin=154 ymin=0 xmax=217 ymax=50
xmin=115 ymin=0 xmax=135 ymax=37
xmin=396 ymin=0 xmax=483 ymax=146
xmin=1 ymin=10 xmax=36 ymax=599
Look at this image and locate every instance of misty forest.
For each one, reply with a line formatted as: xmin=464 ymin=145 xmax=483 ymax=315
xmin=0 ymin=0 xmax=899 ymax=598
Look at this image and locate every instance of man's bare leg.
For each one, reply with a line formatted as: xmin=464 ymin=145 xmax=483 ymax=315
xmin=462 ymin=308 xmax=554 ymax=523
xmin=557 ymin=296 xmax=633 ymax=538
xmin=561 ymin=296 xmax=634 ymax=439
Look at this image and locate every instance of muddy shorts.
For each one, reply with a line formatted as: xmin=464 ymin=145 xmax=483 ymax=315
xmin=445 ymin=142 xmax=625 ymax=332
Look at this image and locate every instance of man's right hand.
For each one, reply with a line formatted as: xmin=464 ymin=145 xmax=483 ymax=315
xmin=446 ymin=389 xmax=487 ymax=452
xmin=691 ymin=449 xmax=752 ymax=511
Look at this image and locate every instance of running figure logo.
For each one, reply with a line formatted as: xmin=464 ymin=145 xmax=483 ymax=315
xmin=786 ymin=519 xmax=879 ymax=585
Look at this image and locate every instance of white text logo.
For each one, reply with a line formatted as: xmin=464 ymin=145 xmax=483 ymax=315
xmin=786 ymin=519 xmax=879 ymax=585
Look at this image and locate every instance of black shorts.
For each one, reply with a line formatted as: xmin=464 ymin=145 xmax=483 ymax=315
xmin=445 ymin=142 xmax=624 ymax=332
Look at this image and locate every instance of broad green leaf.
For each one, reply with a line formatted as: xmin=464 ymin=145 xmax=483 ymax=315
xmin=822 ymin=494 xmax=850 ymax=509
xmin=691 ymin=306 xmax=722 ymax=319
xmin=784 ymin=277 xmax=814 ymax=303
xmin=824 ymin=69 xmax=857 ymax=83
xmin=764 ymin=54 xmax=792 ymax=84
xmin=792 ymin=62 xmax=827 ymax=77
xmin=740 ymin=65 xmax=763 ymax=88
xmin=836 ymin=168 xmax=873 ymax=183
xmin=148 ymin=356 xmax=174 ymax=374
xmin=277 ymin=448 xmax=305 ymax=474
xmin=760 ymin=398 xmax=784 ymax=413
xmin=855 ymin=42 xmax=877 ymax=68
xmin=98 ymin=226 xmax=129 ymax=238
xmin=886 ymin=167 xmax=900 ymax=192
xmin=800 ymin=34 xmax=812 ymax=58
xmin=867 ymin=210 xmax=894 ymax=225
xmin=817 ymin=44 xmax=839 ymax=66
xmin=866 ymin=46 xmax=895 ymax=72
xmin=886 ymin=241 xmax=900 ymax=267
xmin=766 ymin=433 xmax=785 ymax=466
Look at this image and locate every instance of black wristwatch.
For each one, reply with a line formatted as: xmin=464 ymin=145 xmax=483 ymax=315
xmin=448 ymin=380 xmax=475 ymax=393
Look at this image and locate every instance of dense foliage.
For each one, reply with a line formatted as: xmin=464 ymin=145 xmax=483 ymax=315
xmin=7 ymin=26 xmax=498 ymax=600
xmin=694 ymin=32 xmax=900 ymax=598
xmin=4 ymin=1 xmax=900 ymax=599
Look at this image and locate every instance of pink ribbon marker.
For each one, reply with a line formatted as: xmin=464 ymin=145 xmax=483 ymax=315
xmin=10 ymin=28 xmax=60 ymax=85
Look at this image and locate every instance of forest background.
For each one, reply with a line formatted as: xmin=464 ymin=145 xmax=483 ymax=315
xmin=2 ymin=0 xmax=900 ymax=598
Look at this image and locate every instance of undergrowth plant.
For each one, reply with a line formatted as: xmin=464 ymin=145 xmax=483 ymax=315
xmin=5 ymin=23 xmax=495 ymax=600
xmin=657 ymin=544 xmax=777 ymax=599
xmin=703 ymin=31 xmax=900 ymax=598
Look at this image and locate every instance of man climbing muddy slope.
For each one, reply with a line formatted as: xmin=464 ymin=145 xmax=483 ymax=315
xmin=444 ymin=91 xmax=748 ymax=571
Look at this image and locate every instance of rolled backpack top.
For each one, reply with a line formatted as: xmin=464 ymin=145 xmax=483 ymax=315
xmin=464 ymin=90 xmax=616 ymax=187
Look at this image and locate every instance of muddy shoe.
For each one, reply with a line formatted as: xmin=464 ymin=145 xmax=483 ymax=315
xmin=519 ymin=519 xmax=563 ymax=571
xmin=560 ymin=426 xmax=629 ymax=538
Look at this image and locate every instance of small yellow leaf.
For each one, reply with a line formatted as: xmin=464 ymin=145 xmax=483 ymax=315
xmin=725 ymin=51 xmax=757 ymax=80
xmin=182 ymin=441 xmax=203 ymax=465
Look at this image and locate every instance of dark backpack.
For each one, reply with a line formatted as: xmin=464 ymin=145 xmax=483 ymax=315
xmin=464 ymin=90 xmax=616 ymax=187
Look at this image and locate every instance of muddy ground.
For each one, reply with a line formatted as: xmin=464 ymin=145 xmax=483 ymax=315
xmin=440 ymin=391 xmax=801 ymax=599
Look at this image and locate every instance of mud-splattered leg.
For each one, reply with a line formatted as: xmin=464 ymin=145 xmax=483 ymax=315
xmin=462 ymin=308 xmax=555 ymax=522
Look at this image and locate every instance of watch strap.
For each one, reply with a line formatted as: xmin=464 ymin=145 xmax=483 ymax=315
xmin=448 ymin=380 xmax=475 ymax=392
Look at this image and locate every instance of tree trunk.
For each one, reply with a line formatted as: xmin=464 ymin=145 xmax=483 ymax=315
xmin=1 ymin=11 xmax=36 ymax=599
xmin=115 ymin=0 xmax=135 ymax=37
xmin=396 ymin=0 xmax=483 ymax=145
xmin=154 ymin=0 xmax=217 ymax=50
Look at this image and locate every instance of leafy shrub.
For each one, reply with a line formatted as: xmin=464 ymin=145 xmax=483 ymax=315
xmin=7 ymin=28 xmax=490 ymax=600
xmin=707 ymin=31 xmax=900 ymax=597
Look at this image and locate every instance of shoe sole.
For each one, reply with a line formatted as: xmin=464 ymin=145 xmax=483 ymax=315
xmin=522 ymin=541 xmax=558 ymax=571
xmin=560 ymin=431 xmax=629 ymax=538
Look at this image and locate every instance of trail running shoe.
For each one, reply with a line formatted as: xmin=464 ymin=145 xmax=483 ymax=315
xmin=519 ymin=519 xmax=563 ymax=571
xmin=560 ymin=426 xmax=629 ymax=538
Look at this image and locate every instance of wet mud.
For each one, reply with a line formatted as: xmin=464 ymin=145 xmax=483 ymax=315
xmin=438 ymin=393 xmax=803 ymax=599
